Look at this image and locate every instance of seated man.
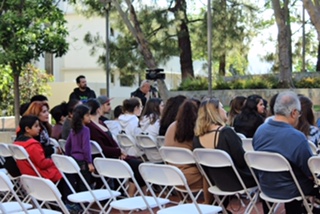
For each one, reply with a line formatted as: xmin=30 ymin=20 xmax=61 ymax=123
xmin=253 ymin=91 xmax=316 ymax=214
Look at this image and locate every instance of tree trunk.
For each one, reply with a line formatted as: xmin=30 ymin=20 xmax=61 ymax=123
xmin=13 ymin=72 xmax=20 ymax=128
xmin=317 ymin=42 xmax=320 ymax=71
xmin=170 ymin=0 xmax=194 ymax=80
xmin=219 ymin=54 xmax=226 ymax=76
xmin=112 ymin=0 xmax=169 ymax=101
xmin=272 ymin=0 xmax=293 ymax=88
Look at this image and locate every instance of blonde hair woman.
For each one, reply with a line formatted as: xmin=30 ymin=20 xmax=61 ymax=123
xmin=194 ymin=98 xmax=256 ymax=213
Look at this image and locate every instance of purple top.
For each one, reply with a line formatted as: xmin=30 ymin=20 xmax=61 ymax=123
xmin=65 ymin=126 xmax=92 ymax=164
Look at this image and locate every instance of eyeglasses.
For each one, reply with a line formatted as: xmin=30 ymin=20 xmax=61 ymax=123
xmin=292 ymin=109 xmax=302 ymax=117
xmin=200 ymin=98 xmax=219 ymax=108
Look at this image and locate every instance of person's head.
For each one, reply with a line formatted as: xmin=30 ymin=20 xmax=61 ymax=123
xmin=76 ymin=75 xmax=87 ymax=91
xmin=24 ymin=101 xmax=50 ymax=123
xmin=67 ymin=99 xmax=82 ymax=118
xmin=30 ymin=95 xmax=48 ymax=103
xmin=141 ymin=98 xmax=162 ymax=124
xmin=71 ymin=105 xmax=90 ymax=134
xmin=195 ymin=98 xmax=227 ymax=136
xmin=269 ymin=93 xmax=279 ymax=116
xmin=18 ymin=115 xmax=40 ymax=138
xmin=175 ymin=100 xmax=199 ymax=142
xmin=140 ymin=80 xmax=151 ymax=94
xmin=50 ymin=102 xmax=68 ymax=124
xmin=86 ymin=98 xmax=101 ymax=116
xmin=242 ymin=94 xmax=264 ymax=115
xmin=160 ymin=95 xmax=187 ymax=134
xmin=113 ymin=105 xmax=123 ymax=119
xmin=296 ymin=95 xmax=315 ymax=136
xmin=190 ymin=98 xmax=201 ymax=109
xmin=19 ymin=103 xmax=30 ymax=116
xmin=122 ymin=97 xmax=142 ymax=116
xmin=274 ymin=91 xmax=301 ymax=127
xmin=228 ymin=96 xmax=246 ymax=125
xmin=97 ymin=96 xmax=112 ymax=114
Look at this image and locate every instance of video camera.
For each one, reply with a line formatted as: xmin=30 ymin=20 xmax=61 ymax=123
xmin=146 ymin=68 xmax=165 ymax=80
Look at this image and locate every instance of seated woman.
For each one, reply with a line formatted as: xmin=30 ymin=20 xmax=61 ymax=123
xmin=164 ymin=99 xmax=211 ymax=204
xmin=193 ymin=98 xmax=256 ymax=213
xmin=86 ymin=99 xmax=145 ymax=196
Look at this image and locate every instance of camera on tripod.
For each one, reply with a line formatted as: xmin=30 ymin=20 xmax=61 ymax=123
xmin=145 ymin=68 xmax=165 ymax=80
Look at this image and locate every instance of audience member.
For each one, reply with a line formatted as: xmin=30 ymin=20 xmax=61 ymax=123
xmin=104 ymin=105 xmax=123 ymax=143
xmin=61 ymin=99 xmax=82 ymax=140
xmin=118 ymin=98 xmax=143 ymax=157
xmin=253 ymin=91 xmax=317 ymax=214
xmin=65 ymin=105 xmax=94 ymax=192
xmin=23 ymin=101 xmax=54 ymax=157
xmin=164 ymin=100 xmax=211 ymax=203
xmin=227 ymin=96 xmax=246 ymax=126
xmin=97 ymin=95 xmax=112 ymax=122
xmin=19 ymin=94 xmax=49 ymax=116
xmin=69 ymin=75 xmax=96 ymax=103
xmin=233 ymin=94 xmax=265 ymax=138
xmin=159 ymin=95 xmax=187 ymax=136
xmin=139 ymin=98 xmax=162 ymax=138
xmin=193 ymin=98 xmax=256 ymax=210
xmin=86 ymin=99 xmax=145 ymax=196
xmin=297 ymin=95 xmax=320 ymax=147
xmin=130 ymin=80 xmax=151 ymax=106
xmin=50 ymin=102 xmax=68 ymax=140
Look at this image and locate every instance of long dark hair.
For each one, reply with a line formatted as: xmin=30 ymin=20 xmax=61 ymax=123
xmin=71 ymin=105 xmax=90 ymax=134
xmin=237 ymin=94 xmax=262 ymax=121
xmin=297 ymin=95 xmax=315 ymax=136
xmin=123 ymin=98 xmax=141 ymax=113
xmin=17 ymin=115 xmax=39 ymax=137
xmin=86 ymin=98 xmax=101 ymax=115
xmin=140 ymin=98 xmax=162 ymax=124
xmin=174 ymin=100 xmax=198 ymax=142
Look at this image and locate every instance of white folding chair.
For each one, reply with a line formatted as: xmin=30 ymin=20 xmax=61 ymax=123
xmin=57 ymin=139 xmax=66 ymax=153
xmin=51 ymin=154 xmax=115 ymax=213
xmin=94 ymin=158 xmax=169 ymax=213
xmin=90 ymin=140 xmax=106 ymax=158
xmin=236 ymin=133 xmax=246 ymax=139
xmin=15 ymin=175 xmax=70 ymax=214
xmin=156 ymin=136 xmax=165 ymax=147
xmin=117 ymin=134 xmax=145 ymax=161
xmin=308 ymin=140 xmax=318 ymax=155
xmin=245 ymin=151 xmax=313 ymax=214
xmin=308 ymin=156 xmax=320 ymax=186
xmin=49 ymin=138 xmax=63 ymax=154
xmin=159 ymin=147 xmax=203 ymax=203
xmin=7 ymin=144 xmax=42 ymax=178
xmin=0 ymin=171 xmax=32 ymax=214
xmin=136 ymin=134 xmax=162 ymax=162
xmin=139 ymin=163 xmax=222 ymax=214
xmin=242 ymin=138 xmax=253 ymax=152
xmin=193 ymin=148 xmax=259 ymax=214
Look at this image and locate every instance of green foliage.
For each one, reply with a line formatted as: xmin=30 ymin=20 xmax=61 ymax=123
xmin=0 ymin=64 xmax=53 ymax=116
xmin=177 ymin=77 xmax=209 ymax=91
xmin=295 ymin=77 xmax=320 ymax=88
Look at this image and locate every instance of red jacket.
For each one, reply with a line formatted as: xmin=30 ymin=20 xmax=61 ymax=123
xmin=14 ymin=136 xmax=62 ymax=183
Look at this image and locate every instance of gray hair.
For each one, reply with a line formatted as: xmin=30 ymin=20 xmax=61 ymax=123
xmin=140 ymin=80 xmax=150 ymax=88
xmin=274 ymin=91 xmax=301 ymax=116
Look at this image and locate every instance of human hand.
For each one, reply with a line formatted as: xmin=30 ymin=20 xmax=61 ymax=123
xmin=88 ymin=163 xmax=95 ymax=172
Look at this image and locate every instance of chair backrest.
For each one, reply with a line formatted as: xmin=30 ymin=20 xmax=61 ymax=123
xmin=308 ymin=140 xmax=318 ymax=155
xmin=242 ymin=138 xmax=253 ymax=152
xmin=308 ymin=156 xmax=320 ymax=186
xmin=94 ymin=157 xmax=133 ymax=179
xmin=0 ymin=143 xmax=12 ymax=157
xmin=159 ymin=147 xmax=195 ymax=165
xmin=20 ymin=174 xmax=70 ymax=214
xmin=237 ymin=132 xmax=247 ymax=139
xmin=90 ymin=140 xmax=106 ymax=158
xmin=58 ymin=139 xmax=66 ymax=152
xmin=136 ymin=134 xmax=158 ymax=149
xmin=116 ymin=134 xmax=136 ymax=148
xmin=8 ymin=144 xmax=42 ymax=177
xmin=156 ymin=136 xmax=165 ymax=147
xmin=49 ymin=138 xmax=60 ymax=148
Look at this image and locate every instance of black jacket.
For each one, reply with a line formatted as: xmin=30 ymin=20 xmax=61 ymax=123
xmin=69 ymin=87 xmax=96 ymax=102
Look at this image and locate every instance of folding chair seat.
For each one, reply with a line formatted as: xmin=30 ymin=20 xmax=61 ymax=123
xmin=94 ymin=157 xmax=169 ymax=213
xmin=156 ymin=136 xmax=165 ymax=147
xmin=193 ymin=148 xmax=259 ymax=214
xmin=0 ymin=171 xmax=33 ymax=214
xmin=15 ymin=175 xmax=70 ymax=214
xmin=136 ymin=134 xmax=162 ymax=162
xmin=51 ymin=154 xmax=119 ymax=213
xmin=139 ymin=163 xmax=222 ymax=214
xmin=159 ymin=147 xmax=204 ymax=203
xmin=245 ymin=151 xmax=313 ymax=214
xmin=241 ymin=138 xmax=253 ymax=152
xmin=117 ymin=133 xmax=145 ymax=161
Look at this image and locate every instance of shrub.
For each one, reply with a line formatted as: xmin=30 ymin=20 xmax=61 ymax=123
xmin=177 ymin=77 xmax=208 ymax=91
xmin=295 ymin=77 xmax=320 ymax=88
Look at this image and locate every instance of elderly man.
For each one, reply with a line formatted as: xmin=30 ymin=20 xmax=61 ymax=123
xmin=69 ymin=75 xmax=96 ymax=103
xmin=253 ymin=91 xmax=317 ymax=214
xmin=130 ymin=80 xmax=150 ymax=106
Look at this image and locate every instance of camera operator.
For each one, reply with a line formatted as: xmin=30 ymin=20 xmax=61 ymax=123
xmin=130 ymin=80 xmax=151 ymax=106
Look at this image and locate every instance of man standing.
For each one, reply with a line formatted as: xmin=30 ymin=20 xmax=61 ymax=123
xmin=97 ymin=95 xmax=112 ymax=122
xmin=69 ymin=75 xmax=96 ymax=103
xmin=130 ymin=80 xmax=150 ymax=106
xmin=253 ymin=91 xmax=315 ymax=214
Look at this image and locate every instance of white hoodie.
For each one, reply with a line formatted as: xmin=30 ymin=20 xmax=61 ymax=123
xmin=139 ymin=115 xmax=160 ymax=139
xmin=104 ymin=120 xmax=122 ymax=145
xmin=118 ymin=114 xmax=143 ymax=157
